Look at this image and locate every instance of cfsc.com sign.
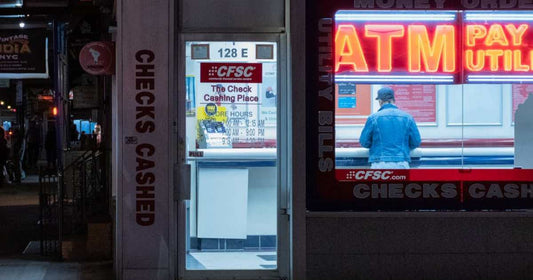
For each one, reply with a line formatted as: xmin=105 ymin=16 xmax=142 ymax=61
xmin=338 ymin=170 xmax=409 ymax=181
xmin=201 ymin=62 xmax=262 ymax=83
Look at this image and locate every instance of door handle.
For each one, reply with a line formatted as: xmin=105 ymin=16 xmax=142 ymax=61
xmin=174 ymin=163 xmax=191 ymax=201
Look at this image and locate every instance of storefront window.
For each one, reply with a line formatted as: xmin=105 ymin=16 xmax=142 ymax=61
xmin=309 ymin=9 xmax=533 ymax=210
xmin=333 ymin=10 xmax=529 ymax=171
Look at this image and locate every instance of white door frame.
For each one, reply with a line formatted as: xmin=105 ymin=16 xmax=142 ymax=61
xmin=175 ymin=33 xmax=290 ymax=280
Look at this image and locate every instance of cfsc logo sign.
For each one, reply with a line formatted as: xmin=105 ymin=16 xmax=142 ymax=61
xmin=201 ymin=63 xmax=262 ymax=83
xmin=340 ymin=170 xmax=409 ymax=181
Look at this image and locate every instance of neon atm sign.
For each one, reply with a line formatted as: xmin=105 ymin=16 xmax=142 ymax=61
xmin=335 ymin=11 xmax=533 ymax=83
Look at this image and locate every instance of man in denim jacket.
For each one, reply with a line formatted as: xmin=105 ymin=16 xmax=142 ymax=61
xmin=359 ymin=87 xmax=421 ymax=169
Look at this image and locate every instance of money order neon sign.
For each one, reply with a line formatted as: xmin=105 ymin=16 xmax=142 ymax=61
xmin=334 ymin=11 xmax=533 ymax=83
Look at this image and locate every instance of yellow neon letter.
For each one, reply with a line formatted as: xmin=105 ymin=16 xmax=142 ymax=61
xmin=505 ymin=24 xmax=528 ymax=46
xmin=408 ymin=25 xmax=456 ymax=73
xmin=504 ymin=50 xmax=513 ymax=71
xmin=335 ymin=24 xmax=369 ymax=72
xmin=365 ymin=25 xmax=404 ymax=72
xmin=466 ymin=25 xmax=487 ymax=47
xmin=514 ymin=50 xmax=529 ymax=71
xmin=485 ymin=49 xmax=504 ymax=71
xmin=465 ymin=50 xmax=485 ymax=72
xmin=485 ymin=24 xmax=509 ymax=46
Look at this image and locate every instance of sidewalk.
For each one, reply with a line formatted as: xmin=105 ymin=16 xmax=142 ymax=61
xmin=0 ymin=174 xmax=40 ymax=207
xmin=0 ymin=259 xmax=113 ymax=280
xmin=0 ymin=174 xmax=41 ymax=256
xmin=0 ymin=172 xmax=115 ymax=280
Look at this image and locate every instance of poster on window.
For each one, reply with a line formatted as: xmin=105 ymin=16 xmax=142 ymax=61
xmin=335 ymin=84 xmax=371 ymax=125
xmin=0 ymin=29 xmax=48 ymax=79
xmin=387 ymin=84 xmax=437 ymax=124
xmin=188 ymin=41 xmax=277 ymax=149
xmin=186 ymin=75 xmax=196 ymax=116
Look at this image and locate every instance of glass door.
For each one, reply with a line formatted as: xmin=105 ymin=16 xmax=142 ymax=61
xmin=178 ymin=37 xmax=287 ymax=279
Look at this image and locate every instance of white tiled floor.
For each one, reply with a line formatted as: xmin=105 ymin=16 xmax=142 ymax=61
xmin=187 ymin=252 xmax=277 ymax=270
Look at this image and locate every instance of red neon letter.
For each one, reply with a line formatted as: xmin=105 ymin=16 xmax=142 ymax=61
xmin=465 ymin=50 xmax=485 ymax=71
xmin=335 ymin=24 xmax=368 ymax=72
xmin=408 ymin=25 xmax=456 ymax=73
xmin=365 ymin=25 xmax=404 ymax=72
xmin=505 ymin=24 xmax=528 ymax=46
xmin=466 ymin=25 xmax=487 ymax=47
xmin=485 ymin=24 xmax=509 ymax=46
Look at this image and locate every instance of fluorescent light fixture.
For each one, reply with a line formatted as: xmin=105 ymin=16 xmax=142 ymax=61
xmin=0 ymin=15 xmax=25 ymax=18
xmin=336 ymin=74 xmax=454 ymax=83
xmin=467 ymin=75 xmax=533 ymax=82
xmin=0 ymin=0 xmax=23 ymax=8
xmin=335 ymin=10 xmax=457 ymax=22
xmin=465 ymin=11 xmax=533 ymax=21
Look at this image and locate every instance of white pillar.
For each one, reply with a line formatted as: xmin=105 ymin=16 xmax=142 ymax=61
xmin=116 ymin=0 xmax=173 ymax=279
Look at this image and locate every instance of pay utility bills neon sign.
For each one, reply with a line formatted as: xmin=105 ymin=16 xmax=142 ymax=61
xmin=335 ymin=11 xmax=533 ymax=83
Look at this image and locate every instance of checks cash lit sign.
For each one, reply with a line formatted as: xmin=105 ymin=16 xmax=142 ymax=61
xmin=334 ymin=11 xmax=533 ymax=83
xmin=200 ymin=63 xmax=262 ymax=83
xmin=330 ymin=169 xmax=533 ymax=210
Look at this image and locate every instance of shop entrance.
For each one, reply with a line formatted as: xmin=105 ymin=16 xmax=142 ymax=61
xmin=178 ymin=36 xmax=289 ymax=279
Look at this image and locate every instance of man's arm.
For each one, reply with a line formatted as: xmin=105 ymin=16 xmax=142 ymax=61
xmin=408 ymin=118 xmax=421 ymax=149
xmin=359 ymin=117 xmax=373 ymax=148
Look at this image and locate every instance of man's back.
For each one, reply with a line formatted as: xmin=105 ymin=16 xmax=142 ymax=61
xmin=360 ymin=104 xmax=421 ymax=163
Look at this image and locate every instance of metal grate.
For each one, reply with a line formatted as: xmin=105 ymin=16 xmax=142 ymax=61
xmin=39 ymin=168 xmax=61 ymax=259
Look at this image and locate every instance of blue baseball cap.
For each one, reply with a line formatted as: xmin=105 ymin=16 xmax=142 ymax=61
xmin=376 ymin=87 xmax=395 ymax=101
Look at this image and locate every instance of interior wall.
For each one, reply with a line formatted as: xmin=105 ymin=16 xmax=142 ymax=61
xmin=336 ymin=84 xmax=515 ymax=140
xmin=188 ymin=166 xmax=277 ymax=238
xmin=247 ymin=167 xmax=277 ymax=235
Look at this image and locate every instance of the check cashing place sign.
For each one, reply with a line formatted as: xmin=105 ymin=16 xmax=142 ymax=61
xmin=307 ymin=0 xmax=533 ymax=211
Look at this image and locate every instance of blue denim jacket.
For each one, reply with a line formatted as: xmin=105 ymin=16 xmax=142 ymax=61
xmin=359 ymin=104 xmax=421 ymax=163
